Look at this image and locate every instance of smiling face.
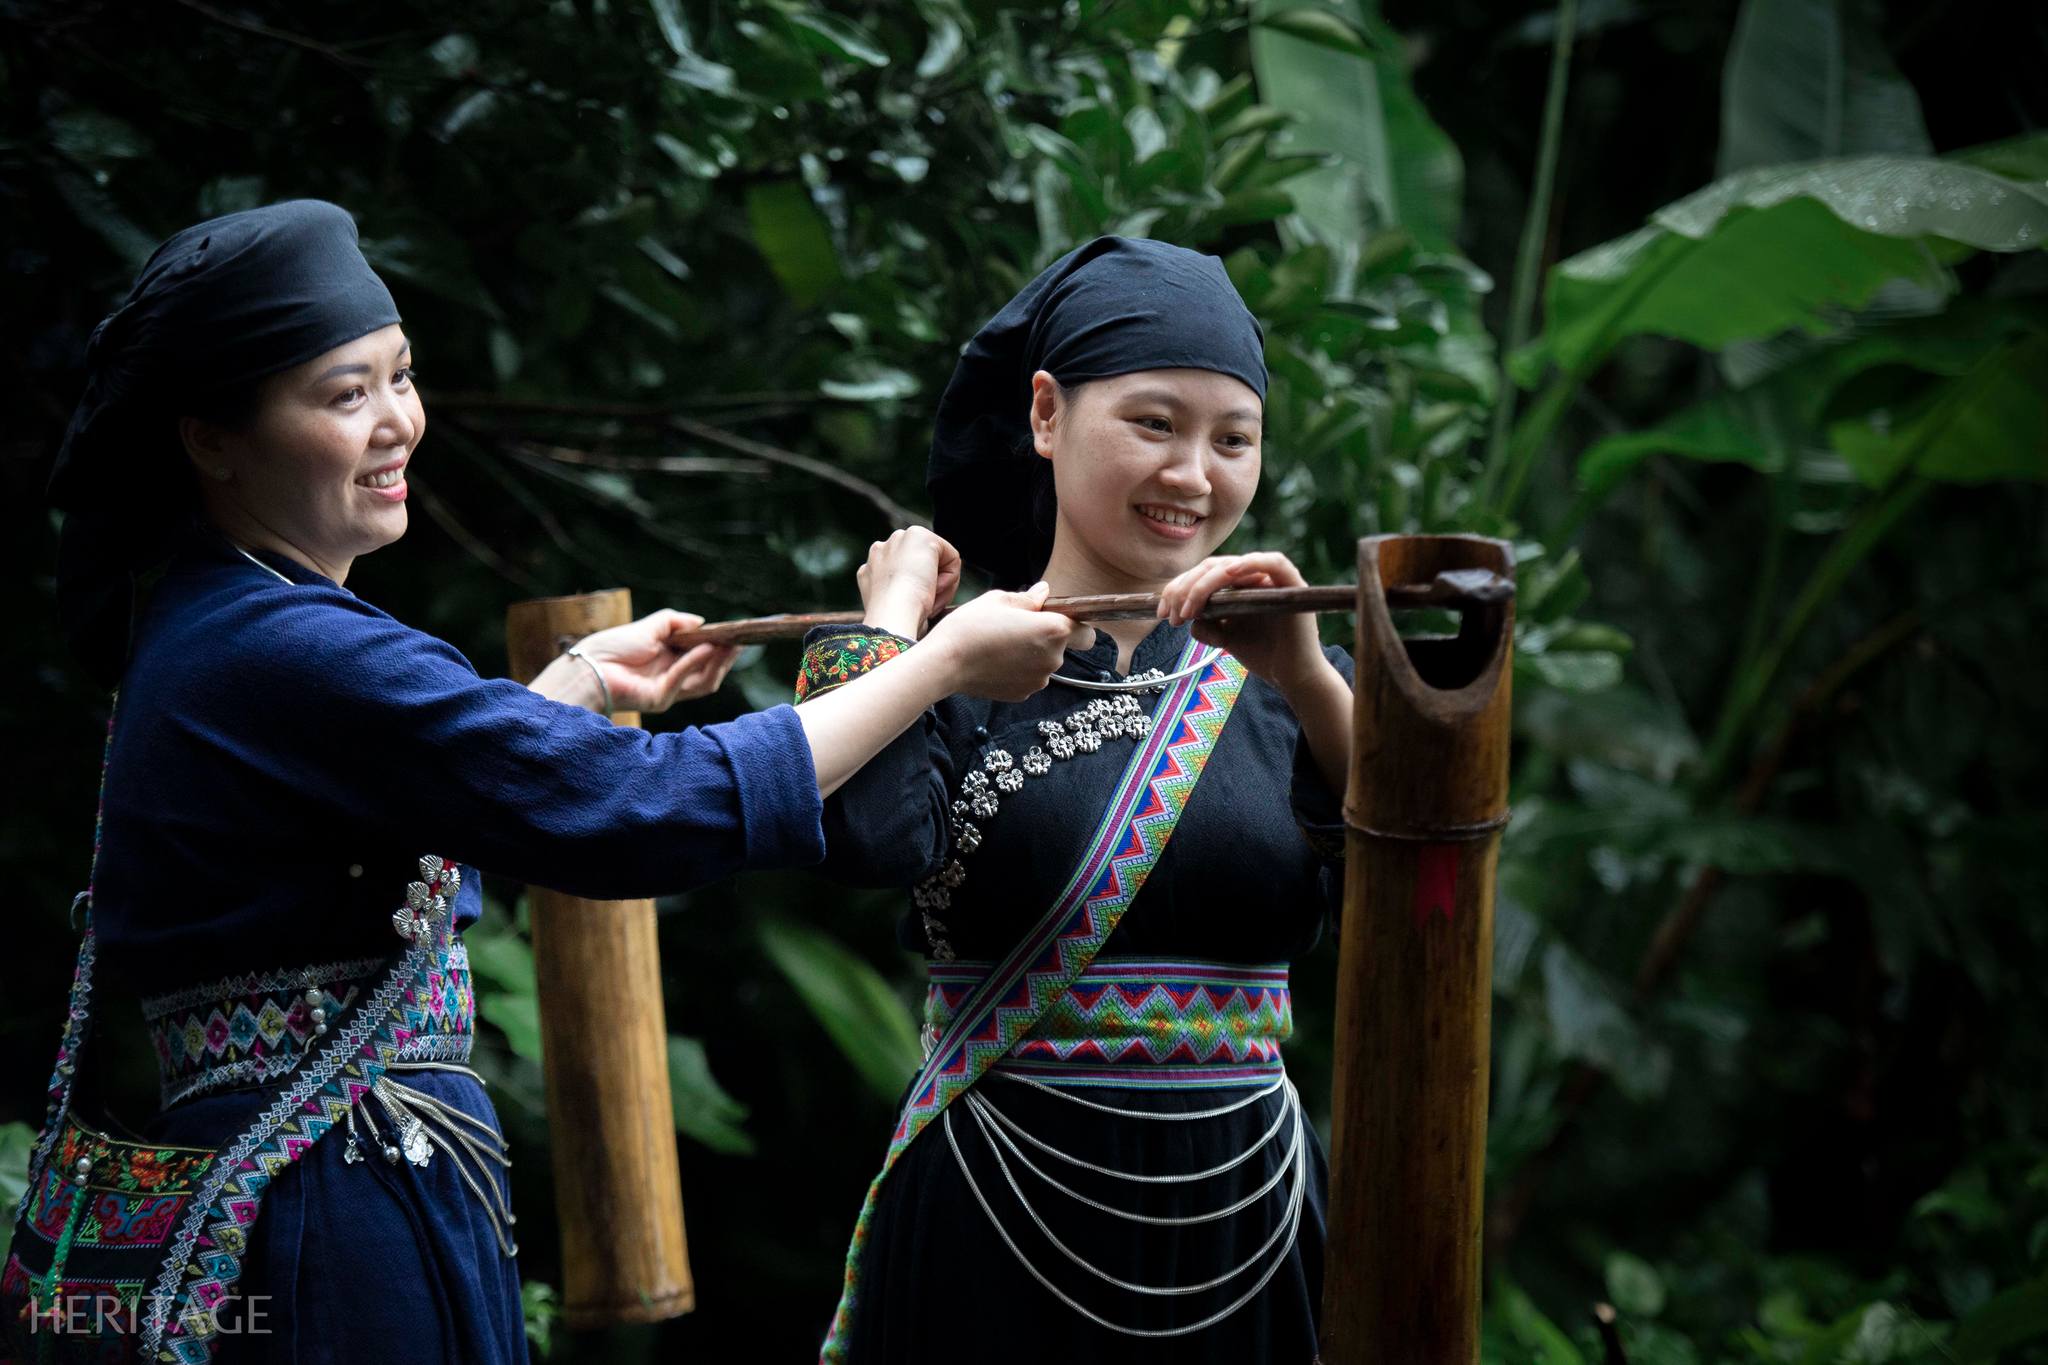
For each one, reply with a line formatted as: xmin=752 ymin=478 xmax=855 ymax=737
xmin=182 ymin=323 xmax=422 ymax=582
xmin=1032 ymin=367 xmax=1262 ymax=593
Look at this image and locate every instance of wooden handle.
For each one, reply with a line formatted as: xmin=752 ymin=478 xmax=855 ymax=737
xmin=1320 ymin=535 xmax=1515 ymax=1365
xmin=679 ymin=573 xmax=1513 ymax=646
xmin=506 ymin=589 xmax=695 ymax=1328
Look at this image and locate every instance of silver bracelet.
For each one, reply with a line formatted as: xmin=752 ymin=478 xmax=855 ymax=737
xmin=564 ymin=645 xmax=612 ymax=718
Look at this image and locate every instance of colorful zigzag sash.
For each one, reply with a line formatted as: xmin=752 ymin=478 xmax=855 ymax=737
xmin=818 ymin=640 xmax=1246 ymax=1361
xmin=925 ymin=957 xmax=1291 ymax=1090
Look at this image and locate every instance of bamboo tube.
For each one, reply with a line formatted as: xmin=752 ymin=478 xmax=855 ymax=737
xmin=1320 ymin=535 xmax=1515 ymax=1365
xmin=506 ymin=589 xmax=694 ymax=1328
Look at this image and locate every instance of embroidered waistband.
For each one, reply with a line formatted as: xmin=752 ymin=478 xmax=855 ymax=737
xmin=143 ymin=940 xmax=475 ymax=1110
xmin=924 ymin=957 xmax=1292 ymax=1088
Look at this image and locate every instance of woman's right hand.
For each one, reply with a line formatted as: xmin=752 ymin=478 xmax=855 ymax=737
xmin=924 ymin=583 xmax=1075 ymax=702
xmin=859 ymin=526 xmax=962 ymax=639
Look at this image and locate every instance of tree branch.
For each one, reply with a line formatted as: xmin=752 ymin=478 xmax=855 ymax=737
xmin=406 ymin=472 xmax=545 ymax=595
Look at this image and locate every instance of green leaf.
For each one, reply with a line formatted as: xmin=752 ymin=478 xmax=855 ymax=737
xmin=1493 ymin=1276 xmax=1592 ymax=1364
xmin=521 ymin=1281 xmax=559 ymax=1359
xmin=667 ymin=1034 xmax=756 ymax=1156
xmin=1540 ymin=943 xmax=1670 ymax=1101
xmin=1606 ymin=1251 xmax=1668 ymax=1318
xmin=1718 ymin=0 xmax=1931 ymax=175
xmin=1520 ymin=157 xmax=2048 ymax=380
xmin=745 ymin=181 xmax=842 ymax=308
xmin=467 ymin=913 xmax=544 ymax=1063
xmin=1828 ymin=334 xmax=2048 ymax=487
xmin=1520 ymin=649 xmax=1624 ymax=693
xmin=1955 ymin=130 xmax=2048 ymax=183
xmin=1577 ymin=394 xmax=1777 ymax=499
xmin=1254 ymin=7 xmax=1378 ymax=58
xmin=820 ymin=358 xmax=919 ymax=402
xmin=1954 ymin=1275 xmax=2048 ymax=1361
xmin=1578 ymin=301 xmax=2047 ymax=497
xmin=0 ymin=1121 xmax=33 ymax=1263
xmin=786 ymin=11 xmax=889 ymax=67
xmin=482 ymin=992 xmax=543 ymax=1064
xmin=758 ymin=916 xmax=921 ymax=1102
xmin=1251 ymin=0 xmax=1463 ymax=271
xmin=647 ymin=0 xmax=694 ymax=59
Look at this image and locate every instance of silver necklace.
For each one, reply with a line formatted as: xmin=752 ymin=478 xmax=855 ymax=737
xmin=229 ymin=542 xmax=294 ymax=586
xmin=1047 ymin=656 xmax=1206 ymax=693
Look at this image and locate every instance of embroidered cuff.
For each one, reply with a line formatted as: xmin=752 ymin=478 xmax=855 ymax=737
xmin=794 ymin=626 xmax=914 ymax=703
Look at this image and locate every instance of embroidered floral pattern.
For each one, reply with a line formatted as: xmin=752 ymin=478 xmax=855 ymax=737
xmin=793 ymin=629 xmax=912 ymax=703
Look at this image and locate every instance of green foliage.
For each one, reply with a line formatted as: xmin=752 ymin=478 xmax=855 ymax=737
xmin=0 ymin=1122 xmax=32 ymax=1264
xmin=758 ymin=914 xmax=921 ymax=1102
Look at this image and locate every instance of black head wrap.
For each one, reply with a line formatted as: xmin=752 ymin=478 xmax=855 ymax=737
xmin=927 ymin=236 xmax=1266 ymax=588
xmin=49 ymin=199 xmax=400 ymax=684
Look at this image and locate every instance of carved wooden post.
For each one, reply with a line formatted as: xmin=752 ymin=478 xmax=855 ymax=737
xmin=1320 ymin=535 xmax=1514 ymax=1364
xmin=506 ymin=589 xmax=694 ymax=1328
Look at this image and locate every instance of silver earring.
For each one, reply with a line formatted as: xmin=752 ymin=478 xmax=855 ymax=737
xmin=208 ymin=467 xmax=232 ymax=482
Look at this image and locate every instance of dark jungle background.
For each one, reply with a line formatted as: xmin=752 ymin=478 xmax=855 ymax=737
xmin=2 ymin=0 xmax=2044 ymax=1359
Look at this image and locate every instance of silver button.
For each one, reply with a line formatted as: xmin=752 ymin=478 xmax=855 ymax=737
xmin=304 ymin=988 xmax=323 ymax=1007
xmin=347 ymin=864 xmax=363 ymax=879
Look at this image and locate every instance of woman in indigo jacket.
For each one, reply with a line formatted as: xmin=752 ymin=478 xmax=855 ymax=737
xmin=2 ymin=200 xmax=1072 ymax=1364
xmin=796 ymin=237 xmax=1355 ymax=1363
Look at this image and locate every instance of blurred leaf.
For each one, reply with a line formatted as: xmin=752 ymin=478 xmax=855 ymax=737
xmin=1828 ymin=334 xmax=2048 ymax=486
xmin=0 ymin=1121 xmax=32 ymax=1263
xmin=1954 ymin=1275 xmax=2048 ymax=1361
xmin=467 ymin=914 xmax=544 ymax=1063
xmin=522 ymin=1281 xmax=558 ymax=1359
xmin=647 ymin=0 xmax=694 ymax=59
xmin=1580 ymin=301 xmax=2047 ymax=498
xmin=1718 ymin=0 xmax=1931 ymax=176
xmin=758 ymin=916 xmax=920 ymax=1101
xmin=1253 ymin=0 xmax=1464 ymax=270
xmin=1541 ymin=944 xmax=1670 ymax=1101
xmin=1606 ymin=1251 xmax=1669 ymax=1318
xmin=668 ymin=1034 xmax=756 ymax=1156
xmin=1494 ymin=1275 xmax=1592 ymax=1363
xmin=787 ymin=10 xmax=889 ymax=67
xmin=1520 ymin=648 xmax=1624 ymax=693
xmin=1253 ymin=7 xmax=1378 ymax=58
xmin=746 ymin=181 xmax=843 ymax=307
xmin=820 ymin=358 xmax=919 ymax=402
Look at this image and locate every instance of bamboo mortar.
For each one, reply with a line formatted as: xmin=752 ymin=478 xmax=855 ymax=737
xmin=1320 ymin=535 xmax=1515 ymax=1364
xmin=506 ymin=589 xmax=695 ymax=1328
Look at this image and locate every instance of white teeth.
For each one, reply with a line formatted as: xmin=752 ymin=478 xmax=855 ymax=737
xmin=358 ymin=468 xmax=404 ymax=489
xmin=1139 ymin=505 xmax=1199 ymax=528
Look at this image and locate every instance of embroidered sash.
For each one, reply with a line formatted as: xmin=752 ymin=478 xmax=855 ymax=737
xmin=3 ymin=853 xmax=469 ymax=1365
xmin=818 ymin=641 xmax=1247 ymax=1361
xmin=925 ymin=957 xmax=1292 ymax=1089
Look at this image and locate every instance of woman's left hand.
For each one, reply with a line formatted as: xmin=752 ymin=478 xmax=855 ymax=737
xmin=1158 ymin=553 xmax=1329 ymax=699
xmin=572 ymin=609 xmax=740 ymax=715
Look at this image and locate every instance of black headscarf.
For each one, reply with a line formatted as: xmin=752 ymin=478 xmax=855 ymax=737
xmin=49 ymin=200 xmax=401 ymax=685
xmin=927 ymin=236 xmax=1267 ymax=587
